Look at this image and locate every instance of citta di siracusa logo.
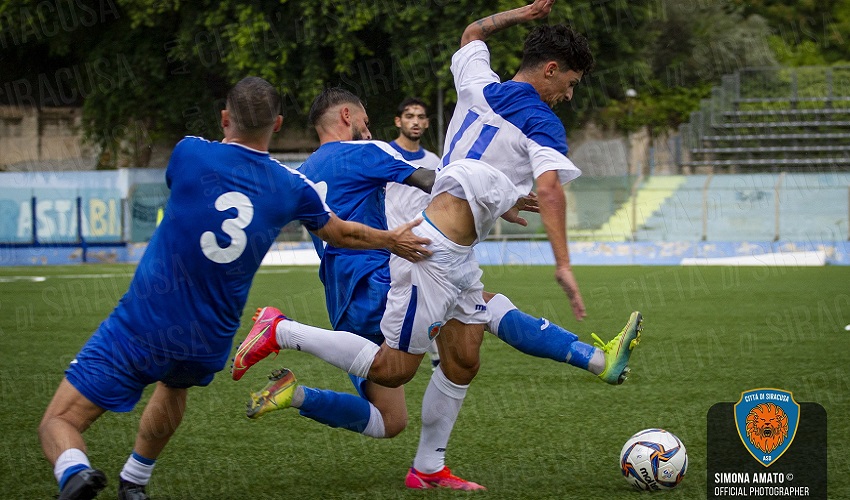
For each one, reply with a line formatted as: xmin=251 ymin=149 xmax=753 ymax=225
xmin=427 ymin=322 xmax=442 ymax=340
xmin=734 ymin=388 xmax=800 ymax=467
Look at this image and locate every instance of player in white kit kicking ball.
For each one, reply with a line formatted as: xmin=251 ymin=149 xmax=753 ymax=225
xmin=232 ymin=0 xmax=642 ymax=490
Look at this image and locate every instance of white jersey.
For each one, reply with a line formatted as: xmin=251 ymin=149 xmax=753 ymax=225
xmin=432 ymin=158 xmax=523 ymax=244
xmin=384 ymin=141 xmax=441 ymax=228
xmin=442 ymin=40 xmax=581 ymax=195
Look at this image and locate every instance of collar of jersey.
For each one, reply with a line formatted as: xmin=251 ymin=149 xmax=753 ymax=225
xmin=504 ymin=80 xmax=540 ymax=97
xmin=225 ymin=141 xmax=269 ymax=155
xmin=389 ymin=140 xmax=425 ymax=161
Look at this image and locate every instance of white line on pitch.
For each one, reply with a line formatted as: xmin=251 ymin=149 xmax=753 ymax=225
xmin=0 ymin=268 xmax=297 ymax=281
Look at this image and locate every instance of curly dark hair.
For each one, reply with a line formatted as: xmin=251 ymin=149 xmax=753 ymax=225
xmin=519 ymin=25 xmax=594 ymax=74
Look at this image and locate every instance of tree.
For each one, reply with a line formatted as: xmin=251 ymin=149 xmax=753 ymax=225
xmin=2 ymin=0 xmax=824 ymax=167
xmin=599 ymin=0 xmax=776 ymax=132
xmin=732 ymin=0 xmax=850 ymax=64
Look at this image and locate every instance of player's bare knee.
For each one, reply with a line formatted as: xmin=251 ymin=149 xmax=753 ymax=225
xmin=39 ymin=406 xmax=93 ymax=437
xmin=37 ymin=415 xmax=54 ymax=441
xmin=368 ymin=350 xmax=419 ymax=387
xmin=384 ymin=423 xmax=407 ymax=438
xmin=456 ymin=352 xmax=480 ymax=373
xmin=450 ymin=365 xmax=479 ymax=385
xmin=440 ymin=356 xmax=480 ymax=385
xmin=371 ymin=370 xmax=415 ymax=388
xmin=383 ymin=412 xmax=409 ymax=438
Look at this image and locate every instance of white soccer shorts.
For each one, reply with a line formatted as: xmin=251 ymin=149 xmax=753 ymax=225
xmin=380 ymin=219 xmax=489 ymax=355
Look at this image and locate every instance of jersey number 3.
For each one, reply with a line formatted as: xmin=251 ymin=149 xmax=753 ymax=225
xmin=200 ymin=192 xmax=253 ymax=264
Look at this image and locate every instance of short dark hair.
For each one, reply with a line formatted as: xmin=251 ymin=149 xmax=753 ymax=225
xmin=519 ymin=25 xmax=594 ymax=74
xmin=308 ymin=87 xmax=363 ymax=127
xmin=396 ymin=97 xmax=429 ymax=117
xmin=226 ymin=77 xmax=281 ymax=134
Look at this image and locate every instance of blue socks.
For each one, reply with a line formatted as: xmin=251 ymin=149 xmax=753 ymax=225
xmin=487 ymin=293 xmax=596 ymax=369
xmin=298 ymin=387 xmax=372 ymax=434
xmin=348 ymin=374 xmax=369 ymax=399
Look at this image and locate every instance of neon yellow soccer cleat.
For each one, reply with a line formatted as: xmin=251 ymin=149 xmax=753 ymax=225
xmin=246 ymin=368 xmax=298 ymax=419
xmin=592 ymin=311 xmax=643 ymax=385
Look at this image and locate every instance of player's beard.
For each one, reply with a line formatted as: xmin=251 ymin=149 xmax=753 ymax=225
xmin=352 ymin=127 xmax=364 ymax=141
xmin=402 ymin=128 xmax=422 ymax=142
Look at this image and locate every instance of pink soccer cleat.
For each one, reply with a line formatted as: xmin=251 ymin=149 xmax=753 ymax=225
xmin=404 ymin=467 xmax=486 ymax=491
xmin=231 ymin=307 xmax=286 ymax=381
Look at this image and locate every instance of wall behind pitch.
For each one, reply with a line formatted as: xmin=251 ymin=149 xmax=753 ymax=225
xmin=0 ymin=169 xmax=166 ymax=243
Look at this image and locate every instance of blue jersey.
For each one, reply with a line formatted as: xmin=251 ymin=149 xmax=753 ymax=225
xmin=299 ymin=140 xmax=418 ymax=330
xmin=108 ymin=137 xmax=331 ymax=363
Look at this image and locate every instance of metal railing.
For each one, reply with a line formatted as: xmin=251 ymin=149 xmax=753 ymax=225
xmin=2 ymin=175 xmax=847 ymax=247
xmin=612 ymin=175 xmax=849 ymax=242
xmin=682 ymin=66 xmax=850 ymax=157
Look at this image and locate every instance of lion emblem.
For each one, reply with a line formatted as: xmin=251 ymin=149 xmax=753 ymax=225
xmin=745 ymin=403 xmax=788 ymax=453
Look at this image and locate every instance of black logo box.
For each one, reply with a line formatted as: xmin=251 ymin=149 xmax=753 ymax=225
xmin=707 ymin=402 xmax=826 ymax=500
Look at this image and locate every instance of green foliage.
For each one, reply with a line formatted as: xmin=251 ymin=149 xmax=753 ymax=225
xmin=600 ymin=83 xmax=714 ymax=132
xmin=653 ymin=1 xmax=775 ymax=84
xmin=594 ymin=0 xmax=775 ymax=132
xmin=768 ymin=36 xmax=830 ymax=66
xmin=2 ymin=0 xmax=848 ymax=158
xmin=733 ymin=0 xmax=850 ymax=64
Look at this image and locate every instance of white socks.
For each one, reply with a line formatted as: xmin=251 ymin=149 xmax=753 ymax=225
xmin=275 ymin=320 xmax=380 ymax=378
xmin=120 ymin=452 xmax=156 ymax=485
xmin=413 ymin=366 xmax=469 ymax=473
xmin=485 ymin=293 xmax=517 ymax=335
xmin=290 ymin=386 xmax=306 ymax=408
xmin=587 ymin=350 xmax=606 ymax=375
xmin=54 ymin=448 xmax=89 ymax=483
xmin=362 ymin=403 xmax=387 ymax=438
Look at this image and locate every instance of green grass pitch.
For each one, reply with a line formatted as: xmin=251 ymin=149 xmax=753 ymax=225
xmin=1 ymin=264 xmax=847 ymax=499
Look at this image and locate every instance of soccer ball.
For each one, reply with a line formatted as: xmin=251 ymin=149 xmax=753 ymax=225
xmin=620 ymin=429 xmax=688 ymax=491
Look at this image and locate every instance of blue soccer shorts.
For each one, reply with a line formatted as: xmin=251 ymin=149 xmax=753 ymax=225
xmin=334 ymin=269 xmax=390 ymax=346
xmin=334 ymin=268 xmax=389 ymax=397
xmin=65 ymin=322 xmax=224 ymax=412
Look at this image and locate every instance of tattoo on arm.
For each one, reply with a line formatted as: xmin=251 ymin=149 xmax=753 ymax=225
xmin=475 ymin=11 xmax=520 ymax=37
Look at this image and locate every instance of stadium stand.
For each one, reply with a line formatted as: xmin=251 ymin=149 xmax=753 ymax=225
xmin=632 ymin=173 xmax=850 ymax=242
xmin=635 ymin=175 xmax=708 ymax=242
xmin=554 ymin=175 xmax=633 ymax=241
xmin=680 ymin=67 xmax=850 ymax=173
xmin=568 ymin=176 xmax=686 ymax=242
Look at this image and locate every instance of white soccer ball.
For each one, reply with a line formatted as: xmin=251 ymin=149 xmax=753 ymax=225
xmin=620 ymin=429 xmax=688 ymax=491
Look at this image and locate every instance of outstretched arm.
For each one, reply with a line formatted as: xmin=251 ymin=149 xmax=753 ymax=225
xmin=460 ymin=0 xmax=554 ymax=47
xmin=536 ymin=170 xmax=586 ymax=321
xmin=313 ymin=215 xmax=432 ymax=262
xmin=403 ymin=168 xmax=436 ymax=193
